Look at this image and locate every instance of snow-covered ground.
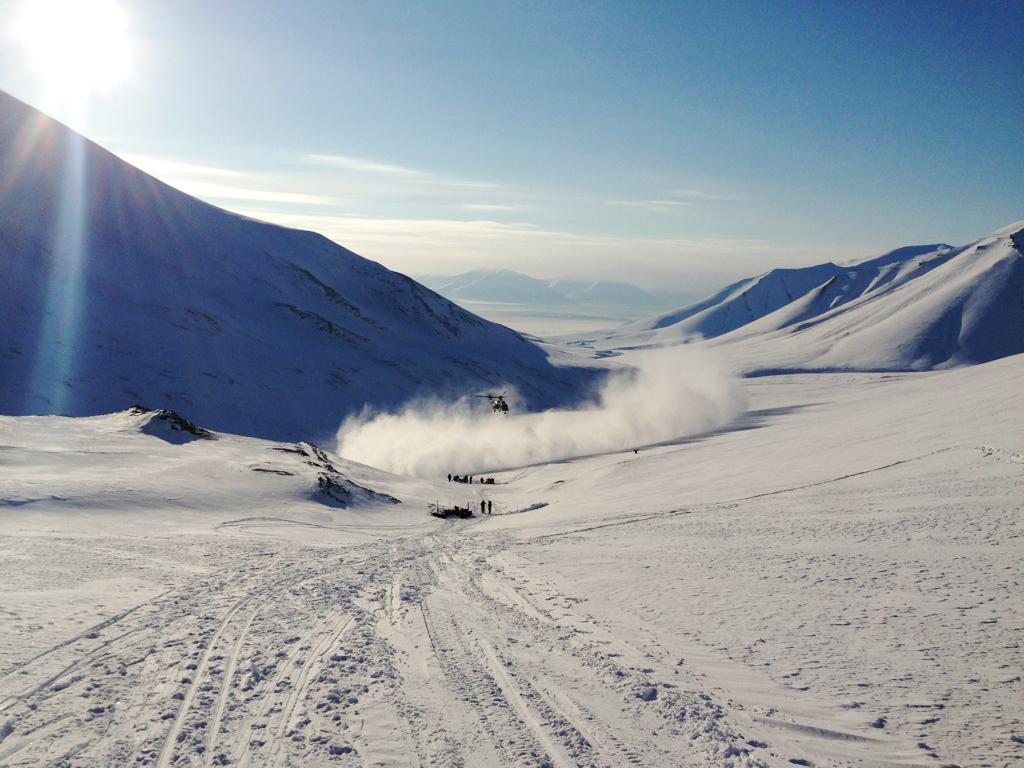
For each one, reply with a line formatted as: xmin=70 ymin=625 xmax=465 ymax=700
xmin=2 ymin=353 xmax=1021 ymax=767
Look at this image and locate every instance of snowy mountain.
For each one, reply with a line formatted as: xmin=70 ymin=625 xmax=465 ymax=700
xmin=546 ymin=278 xmax=681 ymax=306
xmin=0 ymin=91 xmax=599 ymax=441
xmin=417 ymin=269 xmax=572 ymax=305
xmin=619 ymin=244 xmax=951 ymax=340
xmin=418 ymin=269 xmax=693 ymax=310
xmin=721 ymin=221 xmax=1024 ymax=371
xmin=580 ymin=223 xmax=1023 ymax=373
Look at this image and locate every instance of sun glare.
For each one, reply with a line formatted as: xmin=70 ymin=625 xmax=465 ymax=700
xmin=14 ymin=0 xmax=133 ymax=96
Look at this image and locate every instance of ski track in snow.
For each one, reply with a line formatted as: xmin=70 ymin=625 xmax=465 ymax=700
xmin=0 ymin=524 xmax=971 ymax=768
xmin=0 ymin=527 xmax=831 ymax=767
xmin=1 ymin=365 xmax=1023 ymax=767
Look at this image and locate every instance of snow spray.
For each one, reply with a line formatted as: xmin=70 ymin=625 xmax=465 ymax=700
xmin=336 ymin=346 xmax=745 ymax=477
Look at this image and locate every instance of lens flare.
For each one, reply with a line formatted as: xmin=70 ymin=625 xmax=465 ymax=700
xmin=26 ymin=129 xmax=89 ymax=414
xmin=13 ymin=0 xmax=133 ymax=95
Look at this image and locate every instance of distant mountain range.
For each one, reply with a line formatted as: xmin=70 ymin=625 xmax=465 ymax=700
xmin=416 ymin=270 xmax=694 ymax=310
xmin=0 ymin=92 xmax=599 ymax=441
xmin=579 ymin=223 xmax=1024 ymax=372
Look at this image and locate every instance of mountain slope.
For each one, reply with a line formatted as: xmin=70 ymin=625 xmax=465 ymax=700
xmin=619 ymin=244 xmax=950 ymax=340
xmin=576 ymin=223 xmax=1022 ymax=373
xmin=0 ymin=92 xmax=597 ymax=440
xmin=720 ymin=221 xmax=1024 ymax=371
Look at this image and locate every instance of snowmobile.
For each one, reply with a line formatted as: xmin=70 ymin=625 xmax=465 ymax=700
xmin=429 ymin=503 xmax=474 ymax=519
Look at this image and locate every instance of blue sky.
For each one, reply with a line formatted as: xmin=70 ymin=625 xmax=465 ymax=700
xmin=2 ymin=0 xmax=1021 ymax=291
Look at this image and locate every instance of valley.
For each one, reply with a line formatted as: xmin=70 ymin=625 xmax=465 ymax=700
xmin=2 ymin=361 xmax=1021 ymax=767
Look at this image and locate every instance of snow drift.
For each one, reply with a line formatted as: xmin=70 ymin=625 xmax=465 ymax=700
xmin=0 ymin=91 xmax=598 ymax=441
xmin=336 ymin=346 xmax=745 ymax=477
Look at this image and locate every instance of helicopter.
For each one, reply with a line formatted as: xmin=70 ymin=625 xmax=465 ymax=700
xmin=475 ymin=392 xmax=509 ymax=414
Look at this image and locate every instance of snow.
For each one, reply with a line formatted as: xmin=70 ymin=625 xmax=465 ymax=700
xmin=571 ymin=223 xmax=1023 ymax=376
xmin=0 ymin=91 xmax=599 ymax=443
xmin=2 ymin=90 xmax=1022 ymax=768
xmin=2 ymin=353 xmax=1022 ymax=766
xmin=614 ymin=243 xmax=951 ymax=341
xmin=716 ymin=226 xmax=1024 ymax=372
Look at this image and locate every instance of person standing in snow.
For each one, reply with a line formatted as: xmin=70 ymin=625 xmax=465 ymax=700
xmin=447 ymin=473 xmax=452 ymax=482
xmin=488 ymin=500 xmax=493 ymax=514
xmin=480 ymin=500 xmax=486 ymax=515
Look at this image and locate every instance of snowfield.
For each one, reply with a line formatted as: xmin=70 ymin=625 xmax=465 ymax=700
xmin=2 ymin=353 xmax=1021 ymax=767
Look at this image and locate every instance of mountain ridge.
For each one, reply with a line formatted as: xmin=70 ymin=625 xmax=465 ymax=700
xmin=417 ymin=269 xmax=694 ymax=310
xmin=0 ymin=91 xmax=599 ymax=441
xmin=623 ymin=243 xmax=952 ymax=339
xmin=576 ymin=224 xmax=1022 ymax=373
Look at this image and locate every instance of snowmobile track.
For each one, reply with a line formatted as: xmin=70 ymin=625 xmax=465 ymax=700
xmin=0 ymin=590 xmax=168 ymax=683
xmin=475 ymin=635 xmax=594 ymax=768
xmin=266 ymin=610 xmax=355 ymax=766
xmin=232 ymin=605 xmax=357 ymax=768
xmin=156 ymin=597 xmax=249 ymax=768
xmin=421 ymin=600 xmax=555 ymax=767
xmin=204 ymin=603 xmax=260 ymax=766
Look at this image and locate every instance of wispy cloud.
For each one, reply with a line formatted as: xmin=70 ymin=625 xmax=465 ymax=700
xmin=243 ymin=212 xmax=546 ymax=247
xmin=461 ymin=203 xmax=526 ymax=212
xmin=287 ymin=218 xmax=764 ymax=258
xmin=607 ymin=199 xmax=697 ymax=213
xmin=306 ymin=153 xmax=501 ymax=191
xmin=607 ymin=186 xmax=741 ymax=212
xmin=231 ymin=207 xmax=857 ymax=291
xmin=117 ymin=149 xmax=802 ymax=291
xmin=306 ymin=154 xmax=426 ymax=177
xmin=166 ymin=179 xmax=342 ymax=206
xmin=670 ymin=188 xmax=741 ymax=201
xmin=120 ymin=154 xmax=244 ymax=179
xmin=235 ymin=209 xmax=801 ymax=254
xmin=117 ymin=152 xmax=343 ymax=206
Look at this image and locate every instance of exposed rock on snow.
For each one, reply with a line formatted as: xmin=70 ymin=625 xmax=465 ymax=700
xmin=124 ymin=405 xmax=215 ymax=443
xmin=636 ymin=684 xmax=659 ymax=701
xmin=272 ymin=441 xmax=399 ymax=507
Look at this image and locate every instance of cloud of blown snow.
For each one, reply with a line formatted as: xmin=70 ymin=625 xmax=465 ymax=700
xmin=336 ymin=346 xmax=745 ymax=477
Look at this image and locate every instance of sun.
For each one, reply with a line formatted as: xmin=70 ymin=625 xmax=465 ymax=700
xmin=14 ymin=0 xmax=133 ymax=96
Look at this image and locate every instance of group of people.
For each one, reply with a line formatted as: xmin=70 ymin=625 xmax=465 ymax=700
xmin=442 ymin=473 xmax=496 ymax=516
xmin=448 ymin=473 xmax=495 ymax=485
